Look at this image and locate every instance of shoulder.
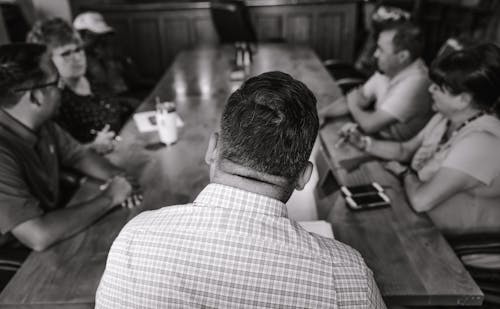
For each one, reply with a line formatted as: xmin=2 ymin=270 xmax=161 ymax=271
xmin=121 ymin=204 xmax=193 ymax=232
xmin=310 ymin=232 xmax=370 ymax=270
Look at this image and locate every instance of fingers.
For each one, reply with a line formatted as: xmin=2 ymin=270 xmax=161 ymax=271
xmin=121 ymin=194 xmax=143 ymax=209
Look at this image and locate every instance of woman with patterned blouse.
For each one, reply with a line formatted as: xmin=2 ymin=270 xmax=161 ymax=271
xmin=26 ymin=18 xmax=135 ymax=154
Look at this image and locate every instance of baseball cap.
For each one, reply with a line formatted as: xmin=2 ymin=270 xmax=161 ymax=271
xmin=73 ymin=12 xmax=114 ymax=34
xmin=0 ymin=43 xmax=46 ymax=91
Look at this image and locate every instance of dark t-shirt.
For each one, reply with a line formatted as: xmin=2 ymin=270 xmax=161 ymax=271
xmin=0 ymin=109 xmax=87 ymax=234
xmin=56 ymin=86 xmax=134 ymax=143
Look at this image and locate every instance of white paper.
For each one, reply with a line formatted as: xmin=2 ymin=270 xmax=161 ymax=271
xmin=133 ymin=111 xmax=184 ymax=133
xmin=298 ymin=220 xmax=334 ymax=239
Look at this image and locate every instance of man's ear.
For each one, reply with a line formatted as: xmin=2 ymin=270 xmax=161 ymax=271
xmin=204 ymin=132 xmax=219 ymax=165
xmin=295 ymin=161 xmax=313 ymax=191
xmin=397 ymin=50 xmax=410 ymax=64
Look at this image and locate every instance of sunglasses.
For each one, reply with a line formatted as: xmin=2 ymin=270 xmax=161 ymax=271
xmin=13 ymin=77 xmax=63 ymax=93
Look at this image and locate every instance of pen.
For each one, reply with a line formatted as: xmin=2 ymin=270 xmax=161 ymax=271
xmin=334 ymin=135 xmax=348 ymax=148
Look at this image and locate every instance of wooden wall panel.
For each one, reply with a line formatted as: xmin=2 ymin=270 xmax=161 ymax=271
xmin=191 ymin=17 xmax=217 ymax=45
xmin=132 ymin=18 xmax=163 ymax=77
xmin=253 ymin=14 xmax=283 ymax=42
xmin=79 ymin=1 xmax=359 ymax=79
xmin=161 ymin=18 xmax=191 ymax=65
xmin=287 ymin=14 xmax=313 ymax=44
xmin=104 ymin=18 xmax=131 ymax=57
xmin=316 ymin=12 xmax=344 ymax=61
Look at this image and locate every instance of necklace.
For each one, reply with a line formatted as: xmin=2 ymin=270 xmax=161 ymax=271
xmin=439 ymin=112 xmax=485 ymax=147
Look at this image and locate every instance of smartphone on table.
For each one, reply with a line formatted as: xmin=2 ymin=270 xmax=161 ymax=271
xmin=341 ymin=182 xmax=391 ymax=210
xmin=340 ymin=182 xmax=383 ymax=196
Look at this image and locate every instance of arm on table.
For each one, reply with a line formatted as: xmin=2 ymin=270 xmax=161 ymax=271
xmin=403 ymin=167 xmax=479 ymax=213
xmin=11 ymin=176 xmax=132 ymax=251
xmin=347 ymin=97 xmax=397 ymax=134
xmin=347 ymin=127 xmax=423 ymax=162
xmin=318 ymin=88 xmax=372 ymax=125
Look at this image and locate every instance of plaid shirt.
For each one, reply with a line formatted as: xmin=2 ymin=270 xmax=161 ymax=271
xmin=96 ymin=184 xmax=385 ymax=308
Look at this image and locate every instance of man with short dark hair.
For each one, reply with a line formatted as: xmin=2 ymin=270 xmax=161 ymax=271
xmin=320 ymin=22 xmax=432 ymax=141
xmin=96 ymin=71 xmax=386 ymax=308
xmin=0 ymin=43 xmax=139 ymax=256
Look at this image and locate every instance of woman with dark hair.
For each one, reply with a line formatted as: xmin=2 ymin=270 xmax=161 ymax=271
xmin=346 ymin=43 xmax=500 ymax=238
xmin=26 ymin=18 xmax=136 ymax=154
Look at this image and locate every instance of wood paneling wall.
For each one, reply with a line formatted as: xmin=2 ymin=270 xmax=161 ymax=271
xmin=77 ymin=1 xmax=359 ymax=79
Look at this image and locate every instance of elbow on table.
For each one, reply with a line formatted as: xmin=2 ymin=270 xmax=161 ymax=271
xmin=407 ymin=193 xmax=432 ymax=213
xmin=357 ymin=122 xmax=381 ymax=135
xmin=24 ymin=232 xmax=55 ymax=252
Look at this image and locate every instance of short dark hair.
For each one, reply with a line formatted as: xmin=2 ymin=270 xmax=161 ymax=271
xmin=26 ymin=18 xmax=81 ymax=49
xmin=383 ymin=22 xmax=423 ymax=61
xmin=220 ymin=71 xmax=318 ymax=179
xmin=0 ymin=43 xmax=46 ymax=107
xmin=430 ymin=43 xmax=500 ymax=116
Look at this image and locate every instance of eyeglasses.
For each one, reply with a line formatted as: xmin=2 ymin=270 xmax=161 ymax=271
xmin=54 ymin=46 xmax=84 ymax=60
xmin=13 ymin=77 xmax=63 ymax=93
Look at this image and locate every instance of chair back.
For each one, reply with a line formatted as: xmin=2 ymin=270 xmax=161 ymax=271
xmin=210 ymin=0 xmax=257 ymax=44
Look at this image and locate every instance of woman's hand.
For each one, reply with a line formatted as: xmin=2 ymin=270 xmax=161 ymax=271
xmin=91 ymin=124 xmax=117 ymax=155
xmin=384 ymin=161 xmax=409 ymax=178
xmin=341 ymin=123 xmax=371 ymax=151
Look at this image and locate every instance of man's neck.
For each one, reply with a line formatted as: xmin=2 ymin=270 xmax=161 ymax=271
xmin=386 ymin=59 xmax=414 ymax=80
xmin=2 ymin=103 xmax=40 ymax=131
xmin=212 ymin=159 xmax=294 ymax=203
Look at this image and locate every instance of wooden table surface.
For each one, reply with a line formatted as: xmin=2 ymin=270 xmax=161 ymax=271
xmin=0 ymin=43 xmax=338 ymax=309
xmin=318 ymin=118 xmax=484 ymax=306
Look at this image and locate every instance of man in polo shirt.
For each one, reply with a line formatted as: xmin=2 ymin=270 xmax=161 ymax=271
xmin=0 ymin=43 xmax=137 ymax=259
xmin=96 ymin=71 xmax=386 ymax=308
xmin=319 ymin=22 xmax=432 ymax=141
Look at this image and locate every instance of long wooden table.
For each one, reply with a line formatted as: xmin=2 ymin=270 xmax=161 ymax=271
xmin=317 ymin=116 xmax=484 ymax=305
xmin=0 ymin=44 xmax=340 ymax=308
xmin=0 ymin=43 xmax=483 ymax=308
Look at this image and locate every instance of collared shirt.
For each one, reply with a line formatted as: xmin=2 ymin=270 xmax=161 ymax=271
xmin=363 ymin=58 xmax=433 ymax=141
xmin=0 ymin=109 xmax=87 ymax=235
xmin=96 ymin=184 xmax=386 ymax=308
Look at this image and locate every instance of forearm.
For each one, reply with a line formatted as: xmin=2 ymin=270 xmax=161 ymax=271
xmin=73 ymin=150 xmax=122 ymax=181
xmin=367 ymin=139 xmax=413 ymax=162
xmin=14 ymin=192 xmax=115 ymax=251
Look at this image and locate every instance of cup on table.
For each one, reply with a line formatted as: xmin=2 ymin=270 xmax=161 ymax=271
xmin=156 ymin=100 xmax=178 ymax=145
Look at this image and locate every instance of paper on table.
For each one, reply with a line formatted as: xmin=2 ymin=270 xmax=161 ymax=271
xmin=133 ymin=111 xmax=184 ymax=133
xmin=298 ymin=220 xmax=334 ymax=239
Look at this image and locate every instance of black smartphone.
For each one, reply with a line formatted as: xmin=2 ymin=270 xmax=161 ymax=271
xmin=340 ymin=182 xmax=383 ymax=196
xmin=345 ymin=192 xmax=390 ymax=210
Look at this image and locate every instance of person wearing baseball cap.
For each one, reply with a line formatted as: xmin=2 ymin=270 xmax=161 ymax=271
xmin=0 ymin=42 xmax=140 ymax=289
xmin=73 ymin=11 xmax=114 ymax=35
xmin=73 ymin=11 xmax=153 ymax=97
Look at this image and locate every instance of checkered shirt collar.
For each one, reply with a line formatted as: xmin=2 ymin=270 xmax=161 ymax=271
xmin=194 ymin=183 xmax=288 ymax=218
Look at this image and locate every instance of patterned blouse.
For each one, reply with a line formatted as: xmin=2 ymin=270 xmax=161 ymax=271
xmin=56 ymin=86 xmax=134 ymax=143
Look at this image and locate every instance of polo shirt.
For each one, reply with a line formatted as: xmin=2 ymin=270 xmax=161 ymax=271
xmin=362 ymin=59 xmax=433 ymax=141
xmin=0 ymin=109 xmax=87 ymax=234
xmin=96 ymin=183 xmax=386 ymax=308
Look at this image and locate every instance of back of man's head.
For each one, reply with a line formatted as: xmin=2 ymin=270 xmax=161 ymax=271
xmin=0 ymin=43 xmax=46 ymax=108
xmin=384 ymin=22 xmax=423 ymax=61
xmin=220 ymin=71 xmax=318 ymax=180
